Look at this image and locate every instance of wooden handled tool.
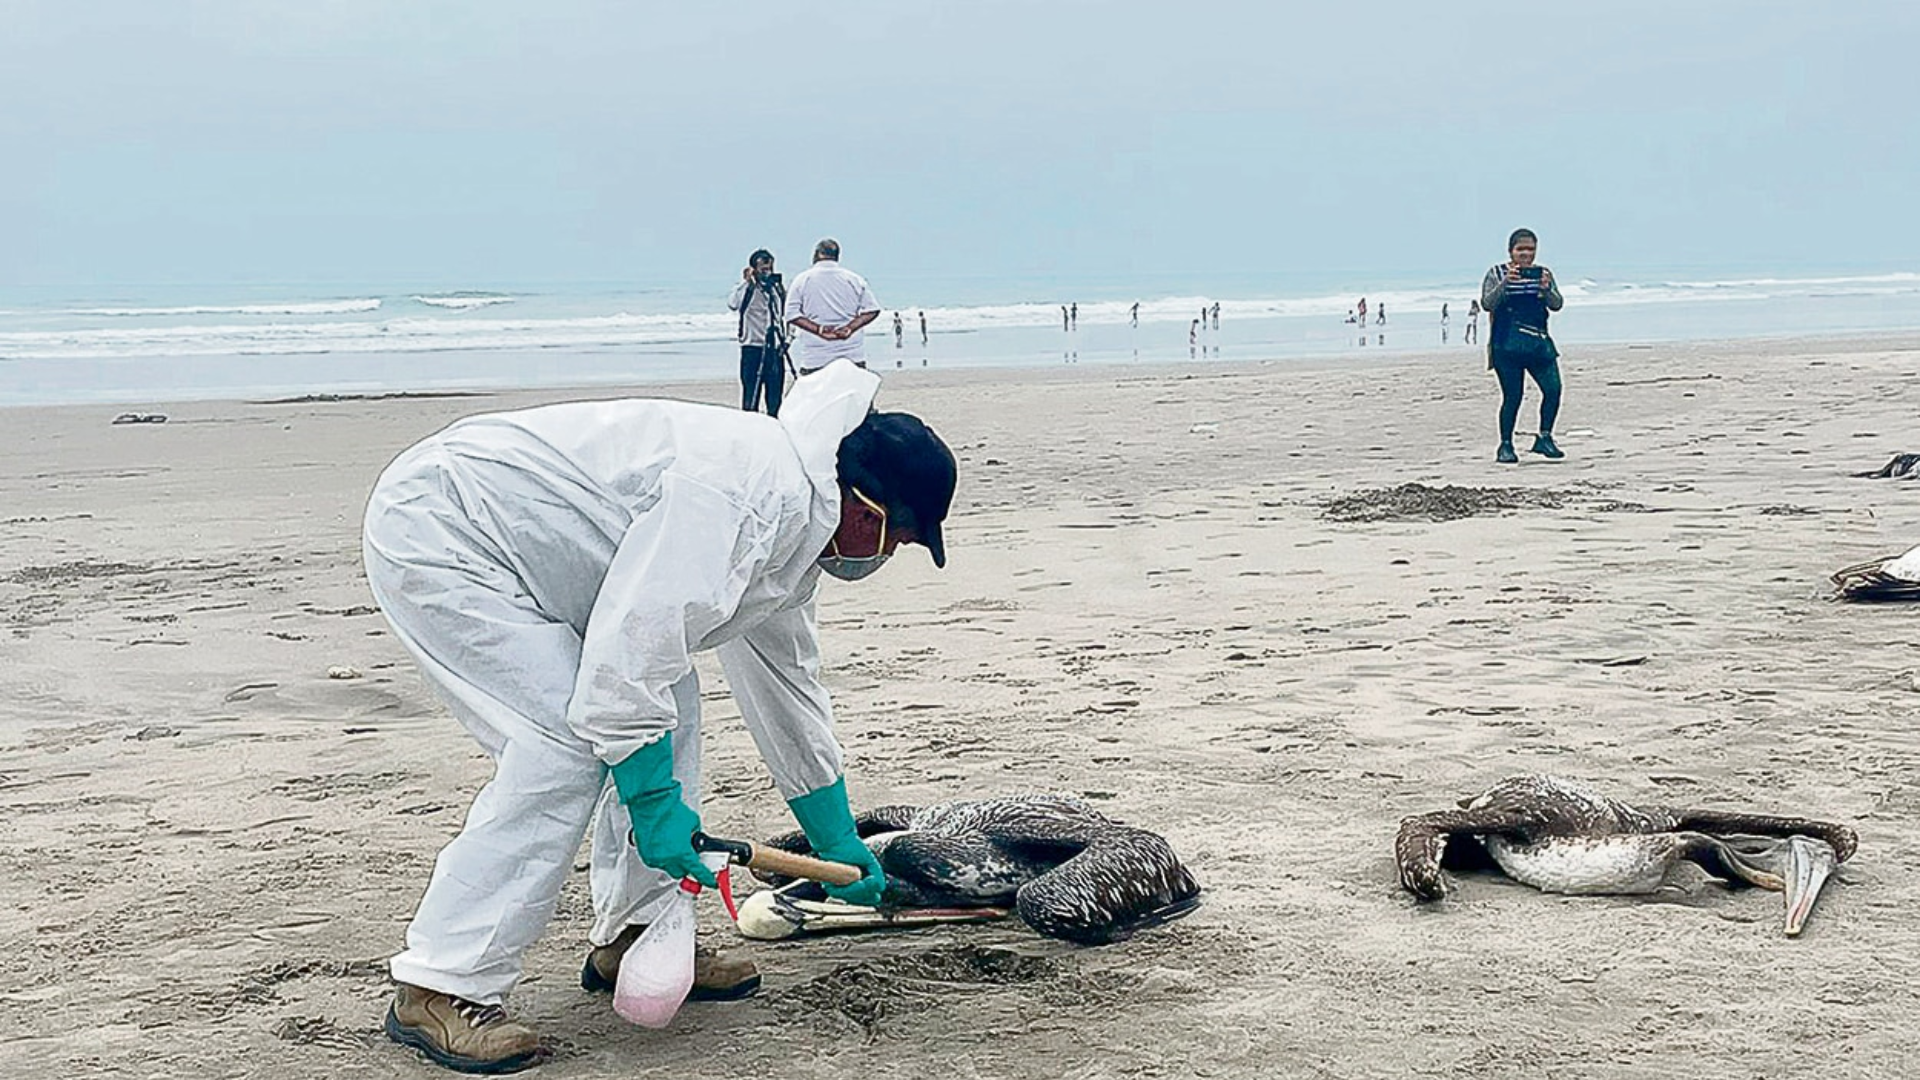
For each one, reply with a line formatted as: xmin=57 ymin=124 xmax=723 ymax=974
xmin=692 ymin=832 xmax=863 ymax=887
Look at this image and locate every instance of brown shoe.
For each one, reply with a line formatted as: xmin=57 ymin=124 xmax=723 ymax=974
xmin=581 ymin=925 xmax=762 ymax=1001
xmin=385 ymin=982 xmax=544 ymax=1074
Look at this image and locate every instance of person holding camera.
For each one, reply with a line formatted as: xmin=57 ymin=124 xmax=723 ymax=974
xmin=727 ymin=249 xmax=790 ymax=416
xmin=1481 ymin=227 xmax=1566 ymax=464
xmin=785 ymin=238 xmax=880 ymax=375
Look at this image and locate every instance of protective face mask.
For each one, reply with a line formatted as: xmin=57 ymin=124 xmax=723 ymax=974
xmin=817 ymin=552 xmax=891 ymax=581
xmin=819 ymin=486 xmax=892 ymax=581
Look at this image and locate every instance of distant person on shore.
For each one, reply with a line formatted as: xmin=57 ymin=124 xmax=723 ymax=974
xmin=1070 ymin=302 xmax=1078 ymax=330
xmin=1482 ymin=227 xmax=1566 ymax=464
xmin=893 ymin=311 xmax=904 ymax=348
xmin=1376 ymin=303 xmax=1387 ymax=326
xmin=785 ymin=238 xmax=881 ymax=374
xmin=1189 ymin=319 xmax=1199 ymax=354
xmin=1130 ymin=301 xmax=1140 ymax=327
xmin=1062 ymin=305 xmax=1069 ymax=331
xmin=726 ymin=248 xmax=789 ymax=416
xmin=1357 ymin=297 xmax=1368 ymax=326
xmin=919 ymin=310 xmax=927 ymax=345
xmin=1465 ymin=299 xmax=1480 ymax=344
xmin=1210 ymin=302 xmax=1220 ymax=330
xmin=1441 ymin=302 xmax=1450 ymax=328
xmin=1345 ymin=309 xmax=1357 ymax=324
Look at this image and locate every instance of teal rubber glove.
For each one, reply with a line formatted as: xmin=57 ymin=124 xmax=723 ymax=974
xmin=608 ymin=734 xmax=716 ymax=887
xmin=787 ymin=777 xmax=888 ymax=907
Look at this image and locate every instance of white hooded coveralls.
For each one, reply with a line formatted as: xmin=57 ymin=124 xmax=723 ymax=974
xmin=362 ymin=362 xmax=880 ymax=1004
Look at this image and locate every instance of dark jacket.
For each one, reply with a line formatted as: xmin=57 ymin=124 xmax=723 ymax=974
xmin=1481 ymin=264 xmax=1564 ymax=368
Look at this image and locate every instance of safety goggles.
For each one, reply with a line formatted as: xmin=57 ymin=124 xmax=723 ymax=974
xmin=848 ymin=486 xmax=888 ymax=554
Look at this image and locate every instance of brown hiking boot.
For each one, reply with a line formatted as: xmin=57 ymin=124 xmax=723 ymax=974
xmin=580 ymin=925 xmax=762 ymax=1001
xmin=385 ymin=982 xmax=544 ymax=1074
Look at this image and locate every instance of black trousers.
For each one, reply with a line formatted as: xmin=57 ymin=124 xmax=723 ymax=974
xmin=740 ymin=345 xmax=786 ymax=416
xmin=1491 ymin=351 xmax=1563 ymax=443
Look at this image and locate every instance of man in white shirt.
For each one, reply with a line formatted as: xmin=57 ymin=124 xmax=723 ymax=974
xmin=784 ymin=238 xmax=880 ymax=374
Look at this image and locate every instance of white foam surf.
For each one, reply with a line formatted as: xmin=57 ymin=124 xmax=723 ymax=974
xmin=2 ymin=271 xmax=1915 ymax=363
xmin=62 ymin=299 xmax=383 ymax=317
xmin=411 ymin=294 xmax=517 ymax=310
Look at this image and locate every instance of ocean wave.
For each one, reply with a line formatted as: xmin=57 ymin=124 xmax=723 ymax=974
xmin=63 ymin=299 xmax=383 ymax=317
xmin=1565 ymin=272 xmax=1920 ymax=308
xmin=3 ymin=270 xmax=1915 ymax=361
xmin=411 ymin=294 xmax=516 ymax=310
xmin=1650 ymin=272 xmax=1920 ymax=291
xmin=0 ymin=310 xmax=744 ymax=361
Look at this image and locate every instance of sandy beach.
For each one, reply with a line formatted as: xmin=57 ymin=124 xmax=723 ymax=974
xmin=4 ymin=336 xmax=1919 ymax=1079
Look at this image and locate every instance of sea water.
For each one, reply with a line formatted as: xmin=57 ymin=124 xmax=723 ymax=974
xmin=2 ymin=270 xmax=1917 ymax=407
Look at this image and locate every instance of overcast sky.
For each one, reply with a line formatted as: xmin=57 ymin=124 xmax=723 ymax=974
xmin=3 ymin=1 xmax=1915 ymax=289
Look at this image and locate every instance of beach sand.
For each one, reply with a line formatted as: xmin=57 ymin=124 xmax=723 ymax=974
xmin=3 ymin=336 xmax=1918 ymax=1079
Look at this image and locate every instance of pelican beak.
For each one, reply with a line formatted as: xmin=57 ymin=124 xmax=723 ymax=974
xmin=1781 ymin=836 xmax=1837 ymax=938
xmin=1717 ymin=835 xmax=1840 ymax=937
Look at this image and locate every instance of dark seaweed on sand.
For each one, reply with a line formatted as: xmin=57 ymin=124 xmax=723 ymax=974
xmin=1321 ymin=482 xmax=1565 ymax=523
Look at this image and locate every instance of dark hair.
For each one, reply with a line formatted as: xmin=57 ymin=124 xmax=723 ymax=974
xmin=1508 ymin=228 xmax=1538 ymax=251
xmin=749 ymin=248 xmax=774 ymax=266
xmin=815 ymin=238 xmax=841 ymax=260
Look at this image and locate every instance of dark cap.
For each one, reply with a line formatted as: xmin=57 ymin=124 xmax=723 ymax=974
xmin=836 ymin=411 xmax=957 ymax=568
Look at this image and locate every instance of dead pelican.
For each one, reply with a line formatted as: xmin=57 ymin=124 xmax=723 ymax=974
xmin=753 ymin=794 xmax=1200 ymax=943
xmin=1855 ymin=452 xmax=1920 ymax=479
xmin=1396 ymin=774 xmax=1856 ymax=936
xmin=1831 ymin=542 xmax=1920 ymax=602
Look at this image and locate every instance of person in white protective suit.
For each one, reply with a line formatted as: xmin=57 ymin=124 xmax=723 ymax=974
xmin=362 ymin=362 xmax=956 ymax=1073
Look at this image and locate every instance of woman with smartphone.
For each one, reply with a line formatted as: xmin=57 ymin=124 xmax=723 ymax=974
xmin=1481 ymin=228 xmax=1565 ymax=463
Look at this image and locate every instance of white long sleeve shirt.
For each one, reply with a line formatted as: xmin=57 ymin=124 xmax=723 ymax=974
xmin=727 ymin=277 xmax=787 ymax=348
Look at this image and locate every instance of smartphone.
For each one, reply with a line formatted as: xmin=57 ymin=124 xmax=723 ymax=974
xmin=1518 ymin=266 xmax=1543 ymax=280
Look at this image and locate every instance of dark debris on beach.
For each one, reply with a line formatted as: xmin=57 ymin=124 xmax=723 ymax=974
xmin=1321 ymin=483 xmax=1566 ymax=523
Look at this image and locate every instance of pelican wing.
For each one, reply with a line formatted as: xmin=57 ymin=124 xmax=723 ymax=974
xmin=1395 ymin=808 xmax=1535 ymax=900
xmin=1015 ymin=826 xmax=1201 ymax=943
xmin=855 ymin=804 xmax=923 ymax=835
xmin=970 ymin=796 xmax=1113 ymax=855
